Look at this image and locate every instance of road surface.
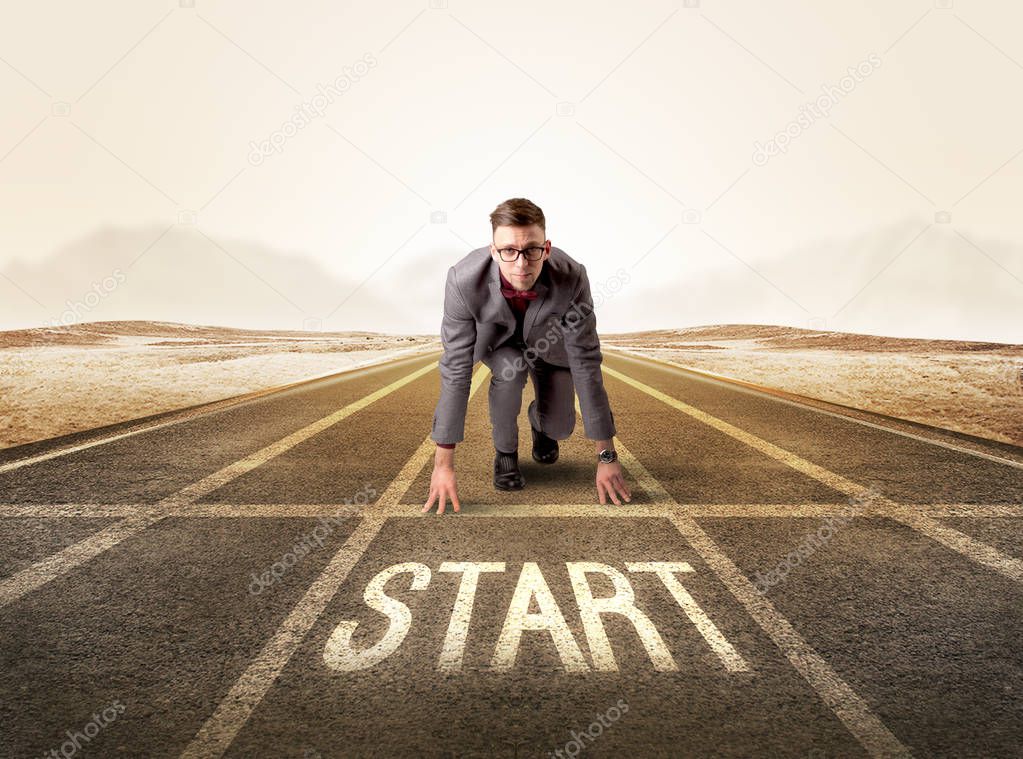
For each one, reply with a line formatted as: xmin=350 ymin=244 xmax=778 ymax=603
xmin=0 ymin=349 xmax=1021 ymax=758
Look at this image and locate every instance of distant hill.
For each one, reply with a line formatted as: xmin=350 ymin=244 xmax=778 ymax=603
xmin=5 ymin=319 xmax=1019 ymax=354
xmin=604 ymin=324 xmax=1023 ymax=354
xmin=0 ymin=320 xmax=436 ymax=349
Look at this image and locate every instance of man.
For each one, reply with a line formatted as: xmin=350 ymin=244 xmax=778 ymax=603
xmin=422 ymin=197 xmax=632 ymax=514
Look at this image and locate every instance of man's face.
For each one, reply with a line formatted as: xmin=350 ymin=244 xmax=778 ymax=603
xmin=490 ymin=224 xmax=551 ymax=291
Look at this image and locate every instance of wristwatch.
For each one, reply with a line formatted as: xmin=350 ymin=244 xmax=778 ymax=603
xmin=598 ymin=448 xmax=618 ymax=464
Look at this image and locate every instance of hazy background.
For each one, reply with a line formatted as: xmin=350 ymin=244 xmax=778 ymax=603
xmin=1 ymin=0 xmax=1020 ymax=342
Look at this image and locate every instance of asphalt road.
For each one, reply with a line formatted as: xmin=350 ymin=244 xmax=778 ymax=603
xmin=0 ymin=349 xmax=1021 ymax=759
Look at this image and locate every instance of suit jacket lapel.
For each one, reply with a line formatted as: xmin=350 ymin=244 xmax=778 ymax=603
xmin=522 ymin=270 xmax=549 ymax=343
xmin=487 ymin=257 xmax=517 ymax=336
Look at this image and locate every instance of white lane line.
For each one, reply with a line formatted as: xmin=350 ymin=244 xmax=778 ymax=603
xmin=0 ymin=348 xmax=440 ymax=475
xmin=163 ymin=358 xmax=437 ymax=506
xmin=180 ymin=515 xmax=386 ymax=759
xmin=667 ymin=512 xmax=911 ymax=758
xmin=608 ymin=426 xmax=911 ymax=758
xmin=892 ymin=509 xmax=1023 ymax=575
xmin=0 ymin=360 xmax=440 ymax=608
xmin=604 ymin=365 xmax=1023 ymax=584
xmin=3 ymin=502 xmax=1022 ymax=519
xmin=0 ymin=505 xmax=157 ymax=518
xmin=608 ymin=348 xmax=1023 ymax=471
xmin=0 ymin=512 xmax=169 ymax=607
xmin=180 ymin=365 xmax=492 ymax=759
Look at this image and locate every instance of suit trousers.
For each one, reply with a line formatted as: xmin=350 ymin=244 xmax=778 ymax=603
xmin=481 ymin=342 xmax=576 ymax=454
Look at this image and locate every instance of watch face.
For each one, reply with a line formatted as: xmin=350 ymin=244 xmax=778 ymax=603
xmin=599 ymin=449 xmax=616 ymax=463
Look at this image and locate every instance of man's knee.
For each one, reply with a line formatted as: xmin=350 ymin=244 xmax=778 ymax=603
xmin=490 ymin=352 xmax=528 ymax=386
xmin=540 ymin=405 xmax=575 ymax=439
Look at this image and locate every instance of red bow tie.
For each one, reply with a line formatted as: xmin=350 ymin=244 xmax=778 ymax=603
xmin=500 ymin=287 xmax=538 ymax=300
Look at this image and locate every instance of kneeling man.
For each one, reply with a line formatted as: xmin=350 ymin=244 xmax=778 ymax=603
xmin=423 ymin=197 xmax=632 ymax=513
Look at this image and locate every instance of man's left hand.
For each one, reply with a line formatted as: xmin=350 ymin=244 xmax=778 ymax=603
xmin=596 ymin=461 xmax=632 ymax=506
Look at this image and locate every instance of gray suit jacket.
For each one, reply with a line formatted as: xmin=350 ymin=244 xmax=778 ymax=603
xmin=430 ymin=245 xmax=616 ymax=445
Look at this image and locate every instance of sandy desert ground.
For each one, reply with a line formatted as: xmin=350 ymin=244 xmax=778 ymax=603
xmin=604 ymin=325 xmax=1023 ymax=448
xmin=0 ymin=321 xmax=439 ymax=450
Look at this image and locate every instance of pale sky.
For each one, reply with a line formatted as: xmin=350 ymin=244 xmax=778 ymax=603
xmin=1 ymin=0 xmax=1021 ymax=342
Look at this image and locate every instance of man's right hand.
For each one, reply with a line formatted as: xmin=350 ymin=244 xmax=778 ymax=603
xmin=423 ymin=447 xmax=460 ymax=514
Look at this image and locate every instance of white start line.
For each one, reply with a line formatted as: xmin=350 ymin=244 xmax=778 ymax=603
xmin=323 ymin=560 xmax=750 ymax=674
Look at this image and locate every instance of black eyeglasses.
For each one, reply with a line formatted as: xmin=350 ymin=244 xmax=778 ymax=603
xmin=496 ymin=245 xmax=546 ymax=262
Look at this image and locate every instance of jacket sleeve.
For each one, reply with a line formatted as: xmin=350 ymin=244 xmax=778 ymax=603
xmin=431 ymin=265 xmax=477 ymax=445
xmin=562 ymin=264 xmax=616 ymax=441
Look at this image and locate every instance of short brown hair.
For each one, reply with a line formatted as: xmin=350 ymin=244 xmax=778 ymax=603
xmin=489 ymin=197 xmax=545 ymax=234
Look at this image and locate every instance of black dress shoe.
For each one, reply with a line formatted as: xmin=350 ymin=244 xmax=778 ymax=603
xmin=531 ymin=425 xmax=559 ymax=464
xmin=494 ymin=449 xmax=525 ymax=491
